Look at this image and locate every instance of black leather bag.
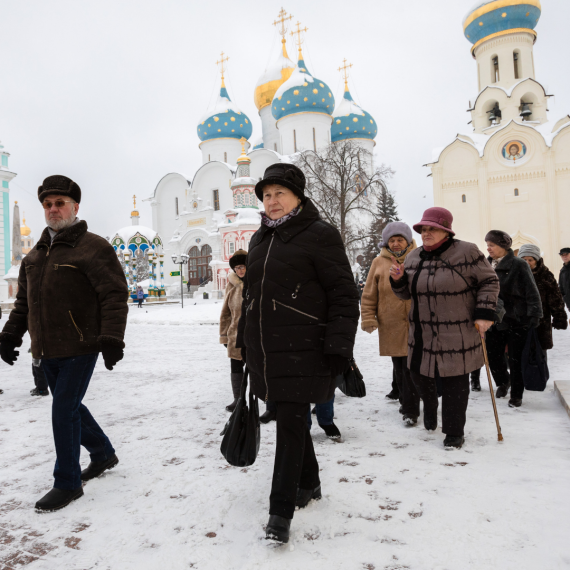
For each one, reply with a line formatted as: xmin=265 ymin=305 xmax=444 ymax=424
xmin=337 ymin=358 xmax=366 ymax=398
xmin=220 ymin=367 xmax=260 ymax=467
xmin=522 ymin=327 xmax=549 ymax=392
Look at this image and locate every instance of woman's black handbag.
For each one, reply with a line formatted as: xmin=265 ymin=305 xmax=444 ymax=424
xmin=337 ymin=358 xmax=366 ymax=398
xmin=522 ymin=327 xmax=549 ymax=391
xmin=220 ymin=367 xmax=260 ymax=467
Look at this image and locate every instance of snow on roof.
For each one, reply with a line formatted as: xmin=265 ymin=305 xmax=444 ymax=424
xmin=464 ymin=0 xmax=494 ymax=24
xmin=332 ymin=95 xmax=365 ymax=119
xmin=274 ymin=65 xmax=314 ymax=100
xmin=218 ymin=207 xmax=261 ymax=229
xmin=115 ymin=225 xmax=157 ymax=243
xmin=199 ymin=90 xmax=244 ymax=124
xmin=2 ymin=264 xmax=20 ymax=281
xmin=256 ymin=49 xmax=295 ymax=87
xmin=232 ymin=176 xmax=257 ymax=186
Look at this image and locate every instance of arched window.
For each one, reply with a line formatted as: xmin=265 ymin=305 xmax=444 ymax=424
xmin=492 ymin=55 xmax=500 ymax=83
xmin=175 ymin=197 xmax=179 ymax=216
xmin=293 ymin=130 xmax=297 ymax=153
xmin=514 ymin=188 xmax=519 ymax=196
xmin=513 ymin=50 xmax=521 ymax=79
xmin=274 ymin=143 xmax=277 ymax=151
xmin=224 ymin=152 xmax=227 ymax=163
xmin=313 ymin=128 xmax=316 ymax=151
xmin=462 ymin=194 xmax=466 ymax=203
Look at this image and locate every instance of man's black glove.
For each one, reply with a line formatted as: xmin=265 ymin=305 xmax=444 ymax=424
xmin=241 ymin=346 xmax=247 ymax=363
xmin=101 ymin=346 xmax=124 ymax=371
xmin=0 ymin=341 xmax=19 ymax=366
xmin=328 ymin=354 xmax=350 ymax=379
xmin=529 ymin=317 xmax=541 ymax=329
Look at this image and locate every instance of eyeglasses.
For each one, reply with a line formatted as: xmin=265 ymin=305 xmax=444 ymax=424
xmin=42 ymin=199 xmax=75 ymax=210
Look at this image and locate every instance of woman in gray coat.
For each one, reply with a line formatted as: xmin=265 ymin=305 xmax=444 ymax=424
xmin=390 ymin=207 xmax=499 ymax=449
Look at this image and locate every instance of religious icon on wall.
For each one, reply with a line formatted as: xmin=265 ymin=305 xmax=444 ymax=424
xmin=502 ymin=140 xmax=527 ymax=162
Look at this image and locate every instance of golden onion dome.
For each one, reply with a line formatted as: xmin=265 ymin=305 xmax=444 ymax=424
xmin=254 ymin=40 xmax=295 ymax=111
xmin=21 ymin=216 xmax=31 ymax=237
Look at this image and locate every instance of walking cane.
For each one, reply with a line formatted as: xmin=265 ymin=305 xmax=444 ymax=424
xmin=476 ymin=324 xmax=504 ymax=442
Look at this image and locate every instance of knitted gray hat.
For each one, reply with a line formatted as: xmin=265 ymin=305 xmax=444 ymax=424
xmin=380 ymin=222 xmax=412 ymax=248
xmin=518 ymin=244 xmax=541 ymax=261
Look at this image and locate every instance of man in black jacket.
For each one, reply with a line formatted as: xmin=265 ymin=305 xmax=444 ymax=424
xmin=0 ymin=175 xmax=129 ymax=512
xmin=484 ymin=231 xmax=542 ymax=408
xmin=558 ymin=248 xmax=570 ymax=311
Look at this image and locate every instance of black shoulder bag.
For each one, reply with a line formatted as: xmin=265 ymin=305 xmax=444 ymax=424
xmin=337 ymin=358 xmax=366 ymax=398
xmin=220 ymin=367 xmax=260 ymax=467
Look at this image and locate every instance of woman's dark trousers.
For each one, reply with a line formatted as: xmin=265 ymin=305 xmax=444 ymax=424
xmin=41 ymin=354 xmax=116 ymax=490
xmin=270 ymin=401 xmax=320 ymax=520
xmin=410 ymin=369 xmax=470 ymax=436
xmin=307 ymin=395 xmax=335 ymax=427
xmin=486 ymin=326 xmax=530 ymax=400
xmin=392 ymin=357 xmax=419 ymax=416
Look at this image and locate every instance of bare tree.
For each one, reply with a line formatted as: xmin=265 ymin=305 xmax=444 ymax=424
xmin=292 ymin=140 xmax=394 ymax=255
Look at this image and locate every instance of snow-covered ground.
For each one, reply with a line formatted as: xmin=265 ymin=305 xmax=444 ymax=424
xmin=1 ymin=302 xmax=569 ymax=570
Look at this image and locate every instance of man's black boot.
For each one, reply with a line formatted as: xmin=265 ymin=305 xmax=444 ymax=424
xmin=296 ymin=485 xmax=322 ymax=509
xmin=35 ymin=487 xmax=84 ymax=512
xmin=81 ymin=454 xmax=119 ymax=482
xmin=266 ymin=515 xmax=291 ymax=543
xmin=260 ymin=410 xmax=276 ymax=424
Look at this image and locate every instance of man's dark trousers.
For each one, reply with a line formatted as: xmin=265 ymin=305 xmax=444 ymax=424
xmin=42 ymin=353 xmax=115 ymax=490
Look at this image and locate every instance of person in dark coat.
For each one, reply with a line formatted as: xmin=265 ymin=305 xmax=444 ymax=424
xmin=136 ymin=285 xmax=145 ymax=307
xmin=236 ymin=163 xmax=359 ymax=543
xmin=485 ymin=231 xmax=543 ymax=408
xmin=390 ymin=207 xmax=499 ymax=449
xmin=518 ymin=244 xmax=567 ymax=353
xmin=0 ymin=175 xmax=129 ymax=512
xmin=558 ymin=247 xmax=570 ymax=311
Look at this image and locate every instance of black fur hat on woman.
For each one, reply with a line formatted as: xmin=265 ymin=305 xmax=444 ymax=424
xmin=229 ymin=249 xmax=248 ymax=271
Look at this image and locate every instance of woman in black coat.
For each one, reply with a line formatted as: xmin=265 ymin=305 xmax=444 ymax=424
xmin=236 ymin=163 xmax=359 ymax=544
xmin=485 ymin=231 xmax=543 ymax=408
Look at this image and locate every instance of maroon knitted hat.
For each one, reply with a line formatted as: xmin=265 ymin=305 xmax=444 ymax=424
xmin=413 ymin=207 xmax=455 ymax=236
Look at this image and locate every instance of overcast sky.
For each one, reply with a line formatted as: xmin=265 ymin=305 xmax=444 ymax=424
xmin=2 ymin=0 xmax=569 ymax=242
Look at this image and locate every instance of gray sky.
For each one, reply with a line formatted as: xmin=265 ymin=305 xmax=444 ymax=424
xmin=2 ymin=0 xmax=569 ymax=242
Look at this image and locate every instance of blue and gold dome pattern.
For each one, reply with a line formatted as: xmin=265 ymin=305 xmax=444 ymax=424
xmin=271 ymin=58 xmax=335 ymax=121
xmin=464 ymin=0 xmax=541 ymax=48
xmin=197 ymin=84 xmax=253 ymax=142
xmin=331 ymin=88 xmax=377 ymax=143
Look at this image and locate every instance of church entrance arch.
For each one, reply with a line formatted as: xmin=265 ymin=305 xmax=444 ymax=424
xmin=188 ymin=244 xmax=213 ymax=285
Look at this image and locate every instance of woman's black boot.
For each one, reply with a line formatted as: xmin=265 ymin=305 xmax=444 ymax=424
xmin=266 ymin=515 xmax=291 ymax=543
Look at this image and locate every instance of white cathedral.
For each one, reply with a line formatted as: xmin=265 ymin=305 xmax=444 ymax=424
xmin=428 ymin=0 xmax=570 ymax=271
xmin=146 ymin=11 xmax=377 ymax=297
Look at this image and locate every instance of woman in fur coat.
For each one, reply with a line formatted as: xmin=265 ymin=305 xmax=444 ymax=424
xmin=219 ymin=249 xmax=247 ymax=412
xmin=361 ymin=221 xmax=419 ymax=426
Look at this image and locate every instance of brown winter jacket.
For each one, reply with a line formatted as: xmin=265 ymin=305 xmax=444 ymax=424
xmin=391 ymin=239 xmax=499 ymax=378
xmin=360 ymin=241 xmax=417 ymax=357
xmin=0 ymin=220 xmax=129 ymax=359
xmin=531 ymin=259 xmax=568 ymax=350
xmin=219 ymin=271 xmax=244 ymax=360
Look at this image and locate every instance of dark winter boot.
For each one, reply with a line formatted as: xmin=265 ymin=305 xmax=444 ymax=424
xmin=226 ymin=373 xmax=242 ymax=412
xmin=470 ymin=378 xmax=481 ymax=392
xmin=402 ymin=414 xmax=417 ymax=426
xmin=80 ymin=454 xmax=119 ymax=482
xmin=319 ymin=422 xmax=341 ymax=439
xmin=508 ymin=398 xmax=522 ymax=408
xmin=496 ymin=381 xmax=510 ymax=398
xmin=423 ymin=409 xmax=438 ymax=431
xmin=296 ymin=484 xmax=322 ymax=509
xmin=385 ymin=388 xmax=400 ymax=401
xmin=266 ymin=515 xmax=291 ymax=543
xmin=35 ymin=487 xmax=84 ymax=512
xmin=260 ymin=410 xmax=277 ymax=424
xmin=443 ymin=435 xmax=465 ymax=449
xmin=30 ymin=387 xmax=49 ymax=396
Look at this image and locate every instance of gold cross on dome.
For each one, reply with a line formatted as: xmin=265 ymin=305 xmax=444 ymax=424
xmin=240 ymin=137 xmax=247 ymax=154
xmin=133 ymin=195 xmax=137 ymax=209
xmin=290 ymin=21 xmax=308 ymax=56
xmin=216 ymin=51 xmax=230 ymax=83
xmin=273 ymin=8 xmax=293 ymax=38
xmin=338 ymin=59 xmax=353 ymax=90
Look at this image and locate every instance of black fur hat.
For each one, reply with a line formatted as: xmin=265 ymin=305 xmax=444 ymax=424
xmin=254 ymin=163 xmax=306 ymax=203
xmin=485 ymin=230 xmax=512 ymax=250
xmin=229 ymin=249 xmax=248 ymax=270
xmin=38 ymin=175 xmax=81 ymax=204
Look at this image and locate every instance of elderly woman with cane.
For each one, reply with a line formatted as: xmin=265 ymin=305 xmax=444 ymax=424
xmin=361 ymin=222 xmax=419 ymax=425
xmin=236 ymin=163 xmax=359 ymax=543
xmin=390 ymin=207 xmax=499 ymax=449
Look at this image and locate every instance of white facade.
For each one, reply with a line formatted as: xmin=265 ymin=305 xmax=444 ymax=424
xmin=428 ymin=1 xmax=570 ymax=272
xmin=277 ymin=113 xmax=332 ymax=155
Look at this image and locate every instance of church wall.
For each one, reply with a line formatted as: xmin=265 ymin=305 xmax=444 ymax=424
xmin=260 ymin=106 xmax=281 ymax=153
xmin=277 ymin=113 xmax=332 ymax=155
xmin=199 ymin=138 xmax=245 ymax=166
xmin=154 ymin=175 xmax=189 ymax=248
xmin=249 ymin=151 xmax=282 ymax=183
xmin=192 ymin=164 xmax=234 ymax=213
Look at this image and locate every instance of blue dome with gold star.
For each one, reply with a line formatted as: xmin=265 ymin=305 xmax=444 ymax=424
xmin=331 ymin=87 xmax=377 ymax=143
xmin=463 ymin=0 xmax=541 ymax=47
xmin=271 ymin=58 xmax=335 ymax=121
xmin=197 ymin=83 xmax=252 ymax=142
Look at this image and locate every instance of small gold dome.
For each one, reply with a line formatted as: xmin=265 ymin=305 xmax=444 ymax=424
xmin=21 ymin=216 xmax=31 ymax=237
